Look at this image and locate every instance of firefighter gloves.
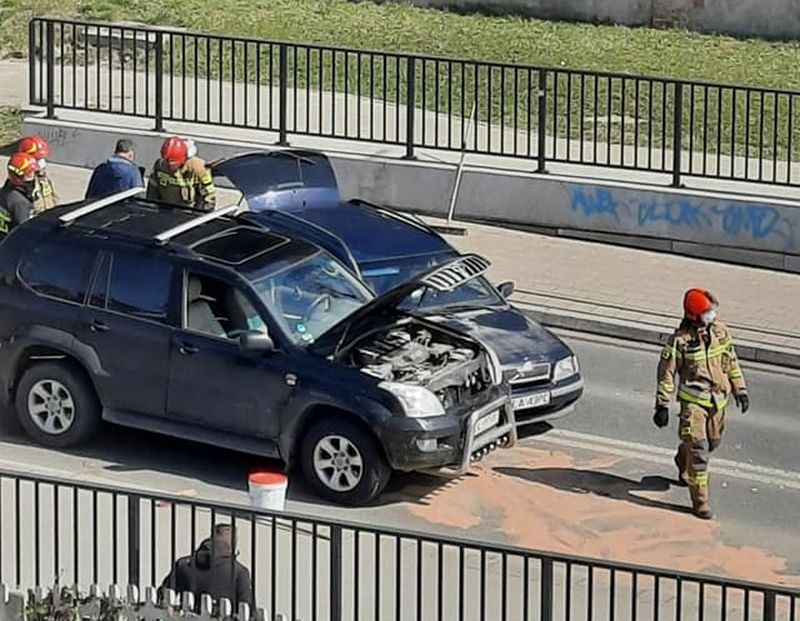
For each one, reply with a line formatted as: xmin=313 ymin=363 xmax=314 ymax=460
xmin=653 ymin=405 xmax=670 ymax=428
xmin=734 ymin=392 xmax=750 ymax=414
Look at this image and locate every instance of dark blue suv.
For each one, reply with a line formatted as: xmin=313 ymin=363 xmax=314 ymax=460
xmin=0 ymin=191 xmax=515 ymax=505
xmin=211 ymin=150 xmax=584 ymax=425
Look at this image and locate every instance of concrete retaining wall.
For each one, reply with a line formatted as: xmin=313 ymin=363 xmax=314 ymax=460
xmin=23 ymin=116 xmax=800 ymax=273
xmin=392 ymin=0 xmax=800 ymax=40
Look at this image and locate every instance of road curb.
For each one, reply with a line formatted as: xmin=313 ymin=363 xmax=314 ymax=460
xmin=515 ymin=301 xmax=800 ymax=371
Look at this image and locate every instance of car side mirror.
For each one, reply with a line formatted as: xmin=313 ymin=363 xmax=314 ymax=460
xmin=497 ymin=281 xmax=515 ymax=299
xmin=239 ymin=330 xmax=275 ymax=353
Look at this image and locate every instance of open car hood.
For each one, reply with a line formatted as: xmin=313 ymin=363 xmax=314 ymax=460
xmin=209 ymin=149 xmax=341 ymax=210
xmin=311 ymin=253 xmax=492 ymax=356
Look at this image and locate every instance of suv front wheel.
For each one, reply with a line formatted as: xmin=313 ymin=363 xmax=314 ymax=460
xmin=301 ymin=418 xmax=391 ymax=506
xmin=15 ymin=362 xmax=101 ymax=448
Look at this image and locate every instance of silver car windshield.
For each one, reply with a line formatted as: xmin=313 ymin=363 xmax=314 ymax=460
xmin=248 ymin=251 xmax=373 ymax=346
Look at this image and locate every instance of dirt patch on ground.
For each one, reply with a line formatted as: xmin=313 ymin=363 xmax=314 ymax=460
xmin=406 ymin=446 xmax=800 ymax=588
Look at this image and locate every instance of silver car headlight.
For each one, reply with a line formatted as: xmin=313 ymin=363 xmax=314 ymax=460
xmin=553 ymin=355 xmax=579 ymax=382
xmin=379 ymin=382 xmax=445 ymax=418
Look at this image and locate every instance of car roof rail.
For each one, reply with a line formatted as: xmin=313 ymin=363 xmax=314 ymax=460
xmin=153 ymin=204 xmax=242 ymax=245
xmin=59 ymin=187 xmax=146 ymax=226
xmin=262 ymin=210 xmax=362 ymax=278
xmin=420 ymin=253 xmax=491 ymax=292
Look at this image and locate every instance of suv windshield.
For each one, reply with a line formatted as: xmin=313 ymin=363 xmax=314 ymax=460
xmin=247 ymin=250 xmax=373 ymax=346
xmin=360 ymin=252 xmax=504 ymax=313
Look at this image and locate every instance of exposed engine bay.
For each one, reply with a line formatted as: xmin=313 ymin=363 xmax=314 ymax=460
xmin=343 ymin=320 xmax=496 ymax=408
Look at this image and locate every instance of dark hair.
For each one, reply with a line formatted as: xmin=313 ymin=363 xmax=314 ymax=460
xmin=114 ymin=138 xmax=135 ymax=154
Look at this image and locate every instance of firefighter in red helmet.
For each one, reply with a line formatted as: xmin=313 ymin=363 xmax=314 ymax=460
xmin=18 ymin=135 xmax=57 ymax=213
xmin=146 ymin=136 xmax=216 ymax=211
xmin=654 ymin=288 xmax=749 ymax=520
xmin=0 ymin=153 xmax=39 ymax=235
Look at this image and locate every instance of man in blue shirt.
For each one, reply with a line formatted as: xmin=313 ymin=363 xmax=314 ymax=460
xmin=85 ymin=139 xmax=145 ymax=199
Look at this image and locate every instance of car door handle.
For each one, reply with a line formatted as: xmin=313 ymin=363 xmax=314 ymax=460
xmin=89 ymin=319 xmax=109 ymax=333
xmin=179 ymin=342 xmax=199 ymax=355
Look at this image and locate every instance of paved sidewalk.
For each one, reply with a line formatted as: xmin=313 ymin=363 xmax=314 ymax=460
xmin=4 ymin=155 xmax=798 ymax=366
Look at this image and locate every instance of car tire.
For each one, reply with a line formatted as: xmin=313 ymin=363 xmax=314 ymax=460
xmin=15 ymin=362 xmax=100 ymax=448
xmin=300 ymin=417 xmax=391 ymax=506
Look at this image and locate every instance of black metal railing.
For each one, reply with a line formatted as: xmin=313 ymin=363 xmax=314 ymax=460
xmin=0 ymin=468 xmax=798 ymax=621
xmin=26 ymin=17 xmax=800 ymax=187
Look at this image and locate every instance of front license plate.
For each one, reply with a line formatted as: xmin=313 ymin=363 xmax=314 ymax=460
xmin=512 ymin=392 xmax=551 ymax=410
xmin=475 ymin=410 xmax=500 ymax=435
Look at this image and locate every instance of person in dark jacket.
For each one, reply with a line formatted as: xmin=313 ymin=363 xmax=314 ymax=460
xmin=161 ymin=524 xmax=253 ymax=610
xmin=85 ymin=139 xmax=144 ymax=199
xmin=0 ymin=152 xmax=39 ymax=236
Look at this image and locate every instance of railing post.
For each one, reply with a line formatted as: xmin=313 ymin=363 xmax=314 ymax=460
xmin=28 ymin=20 xmax=36 ymax=108
xmin=763 ymin=590 xmax=776 ymax=621
xmin=404 ymin=56 xmax=416 ymax=160
xmin=672 ymin=81 xmax=684 ymax=187
xmin=45 ymin=20 xmax=55 ymax=119
xmin=540 ymin=557 xmax=554 ymax=621
xmin=537 ymin=69 xmax=548 ymax=173
xmin=127 ymin=495 xmax=141 ymax=587
xmin=329 ymin=525 xmax=343 ymax=621
xmin=154 ymin=30 xmax=165 ymax=132
xmin=277 ymin=43 xmax=289 ymax=146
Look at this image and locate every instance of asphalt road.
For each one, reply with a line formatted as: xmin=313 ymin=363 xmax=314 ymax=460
xmin=0 ymin=330 xmax=798 ymax=586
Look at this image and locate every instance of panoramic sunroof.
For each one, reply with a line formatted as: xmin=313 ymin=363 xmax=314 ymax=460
xmin=192 ymin=227 xmax=290 ymax=265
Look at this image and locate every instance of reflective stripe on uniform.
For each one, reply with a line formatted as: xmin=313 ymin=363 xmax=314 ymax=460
xmin=677 ymin=388 xmax=728 ymax=409
xmin=155 ymin=171 xmax=194 ymax=187
xmin=728 ymin=369 xmax=743 ymax=379
xmin=690 ymin=472 xmax=709 ymax=487
xmin=198 ymin=172 xmax=215 ymax=196
xmin=682 ymin=345 xmax=729 ymax=362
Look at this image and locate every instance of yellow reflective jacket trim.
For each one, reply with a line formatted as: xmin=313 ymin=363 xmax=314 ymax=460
xmin=677 ymin=389 xmax=728 ymax=409
xmin=689 ymin=472 xmax=709 ymax=487
xmin=728 ymin=369 xmax=743 ymax=379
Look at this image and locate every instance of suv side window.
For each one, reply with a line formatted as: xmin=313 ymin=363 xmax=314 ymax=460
xmin=90 ymin=250 xmax=174 ymax=324
xmin=18 ymin=239 xmax=97 ymax=304
xmin=184 ymin=272 xmax=268 ymax=340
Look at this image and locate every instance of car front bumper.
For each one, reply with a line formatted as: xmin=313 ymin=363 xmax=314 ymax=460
xmin=382 ymin=390 xmax=516 ymax=476
xmin=511 ymin=375 xmax=584 ymax=425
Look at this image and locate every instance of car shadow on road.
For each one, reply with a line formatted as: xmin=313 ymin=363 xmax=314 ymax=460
xmin=496 ymin=467 xmax=693 ymax=515
xmin=0 ymin=415 xmax=450 ymax=508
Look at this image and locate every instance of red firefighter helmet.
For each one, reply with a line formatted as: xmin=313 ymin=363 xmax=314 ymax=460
xmin=683 ymin=288 xmax=717 ymax=322
xmin=18 ymin=135 xmax=51 ymax=160
xmin=6 ymin=152 xmax=39 ymax=184
xmin=160 ymin=136 xmax=188 ymax=170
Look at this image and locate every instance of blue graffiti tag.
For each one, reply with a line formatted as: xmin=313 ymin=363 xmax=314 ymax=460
xmin=712 ymin=204 xmax=780 ymax=240
xmin=637 ymin=199 xmax=712 ymax=229
xmin=568 ymin=187 xmax=797 ymax=252
xmin=570 ymin=188 xmax=620 ymax=223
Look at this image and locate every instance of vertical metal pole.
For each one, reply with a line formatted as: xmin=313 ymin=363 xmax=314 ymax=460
xmin=537 ymin=70 xmax=547 ymax=173
xmin=541 ymin=558 xmax=554 ymax=621
xmin=28 ymin=20 xmax=36 ymax=107
xmin=127 ymin=495 xmax=141 ymax=586
xmin=154 ymin=31 xmax=165 ymax=132
xmin=672 ymin=81 xmax=684 ymax=187
xmin=763 ymin=590 xmax=776 ymax=621
xmin=330 ymin=525 xmax=343 ymax=621
xmin=277 ymin=43 xmax=289 ymax=145
xmin=404 ymin=56 xmax=416 ymax=160
xmin=45 ymin=21 xmax=55 ymax=118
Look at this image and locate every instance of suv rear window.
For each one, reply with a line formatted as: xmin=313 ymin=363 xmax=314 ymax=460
xmin=18 ymin=239 xmax=96 ymax=304
xmin=90 ymin=250 xmax=174 ymax=323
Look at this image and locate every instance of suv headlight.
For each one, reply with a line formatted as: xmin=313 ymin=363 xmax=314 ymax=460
xmin=553 ymin=355 xmax=579 ymax=382
xmin=379 ymin=382 xmax=445 ymax=418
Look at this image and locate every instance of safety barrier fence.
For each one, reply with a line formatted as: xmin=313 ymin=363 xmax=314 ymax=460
xmin=27 ymin=17 xmax=800 ymax=188
xmin=0 ymin=468 xmax=798 ymax=621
